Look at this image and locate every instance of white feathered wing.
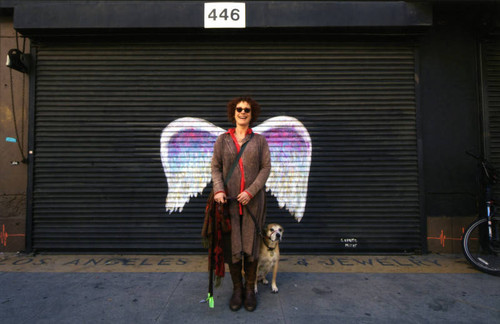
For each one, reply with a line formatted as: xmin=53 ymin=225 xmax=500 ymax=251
xmin=160 ymin=117 xmax=224 ymax=213
xmin=254 ymin=116 xmax=312 ymax=222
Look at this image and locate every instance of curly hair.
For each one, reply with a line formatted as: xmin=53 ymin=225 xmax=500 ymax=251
xmin=226 ymin=96 xmax=261 ymax=126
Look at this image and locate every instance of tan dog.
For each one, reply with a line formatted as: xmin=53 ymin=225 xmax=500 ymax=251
xmin=255 ymin=223 xmax=284 ymax=294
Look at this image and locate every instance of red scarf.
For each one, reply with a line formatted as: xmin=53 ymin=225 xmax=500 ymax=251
xmin=227 ymin=128 xmax=253 ymax=214
xmin=206 ymin=203 xmax=231 ymax=284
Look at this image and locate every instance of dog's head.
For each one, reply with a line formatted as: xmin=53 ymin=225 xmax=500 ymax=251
xmin=265 ymin=223 xmax=284 ymax=242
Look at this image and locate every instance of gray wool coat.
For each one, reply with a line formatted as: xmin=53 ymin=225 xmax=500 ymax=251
xmin=211 ymin=130 xmax=271 ymax=264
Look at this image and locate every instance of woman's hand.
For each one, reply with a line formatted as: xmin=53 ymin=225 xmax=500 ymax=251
xmin=237 ymin=191 xmax=251 ymax=205
xmin=214 ymin=192 xmax=227 ymax=204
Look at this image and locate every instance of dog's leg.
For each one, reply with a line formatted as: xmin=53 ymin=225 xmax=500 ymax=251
xmin=271 ymin=259 xmax=279 ymax=293
xmin=254 ymin=263 xmax=261 ymax=294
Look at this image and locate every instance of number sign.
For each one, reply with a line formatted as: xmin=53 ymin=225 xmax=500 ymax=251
xmin=204 ymin=3 xmax=246 ymax=28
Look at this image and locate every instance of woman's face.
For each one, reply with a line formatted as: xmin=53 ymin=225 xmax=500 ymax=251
xmin=234 ymin=101 xmax=252 ymax=128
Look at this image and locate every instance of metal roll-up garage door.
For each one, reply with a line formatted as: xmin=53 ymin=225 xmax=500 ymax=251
xmin=30 ymin=37 xmax=422 ymax=253
xmin=482 ymin=40 xmax=500 ymax=201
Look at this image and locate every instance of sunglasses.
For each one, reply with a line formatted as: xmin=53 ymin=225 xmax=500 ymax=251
xmin=236 ymin=107 xmax=251 ymax=113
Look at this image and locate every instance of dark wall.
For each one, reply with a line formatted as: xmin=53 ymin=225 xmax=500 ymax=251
xmin=420 ymin=7 xmax=483 ymax=218
xmin=0 ymin=16 xmax=29 ymax=253
xmin=2 ymin=1 xmax=497 ymax=253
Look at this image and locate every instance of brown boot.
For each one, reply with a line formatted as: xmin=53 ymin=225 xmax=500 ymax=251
xmin=243 ymin=258 xmax=258 ymax=311
xmin=228 ymin=261 xmax=244 ymax=311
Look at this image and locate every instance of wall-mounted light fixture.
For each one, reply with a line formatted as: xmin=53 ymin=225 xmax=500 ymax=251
xmin=6 ymin=49 xmax=30 ymax=74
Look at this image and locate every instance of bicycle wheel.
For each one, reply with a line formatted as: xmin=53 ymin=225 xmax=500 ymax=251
xmin=462 ymin=216 xmax=500 ymax=275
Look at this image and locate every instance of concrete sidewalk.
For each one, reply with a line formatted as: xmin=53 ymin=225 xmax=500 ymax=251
xmin=1 ymin=253 xmax=499 ymax=323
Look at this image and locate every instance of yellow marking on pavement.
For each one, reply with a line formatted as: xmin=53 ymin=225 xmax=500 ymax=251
xmin=0 ymin=254 xmax=478 ymax=274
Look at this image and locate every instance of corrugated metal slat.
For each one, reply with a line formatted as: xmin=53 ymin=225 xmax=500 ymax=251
xmin=482 ymin=42 xmax=500 ymax=203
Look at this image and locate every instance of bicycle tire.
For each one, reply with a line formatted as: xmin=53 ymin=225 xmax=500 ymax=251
xmin=462 ymin=216 xmax=500 ymax=275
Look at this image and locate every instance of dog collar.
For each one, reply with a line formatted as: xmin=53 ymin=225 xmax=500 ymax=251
xmin=263 ymin=237 xmax=276 ymax=251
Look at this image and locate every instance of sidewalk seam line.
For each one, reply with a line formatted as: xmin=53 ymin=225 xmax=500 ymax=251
xmin=154 ymin=272 xmax=184 ymax=322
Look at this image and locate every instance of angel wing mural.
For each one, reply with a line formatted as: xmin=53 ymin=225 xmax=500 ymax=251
xmin=160 ymin=116 xmax=312 ymax=222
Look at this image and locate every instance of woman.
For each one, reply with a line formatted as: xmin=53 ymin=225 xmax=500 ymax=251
xmin=211 ymin=96 xmax=271 ymax=311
